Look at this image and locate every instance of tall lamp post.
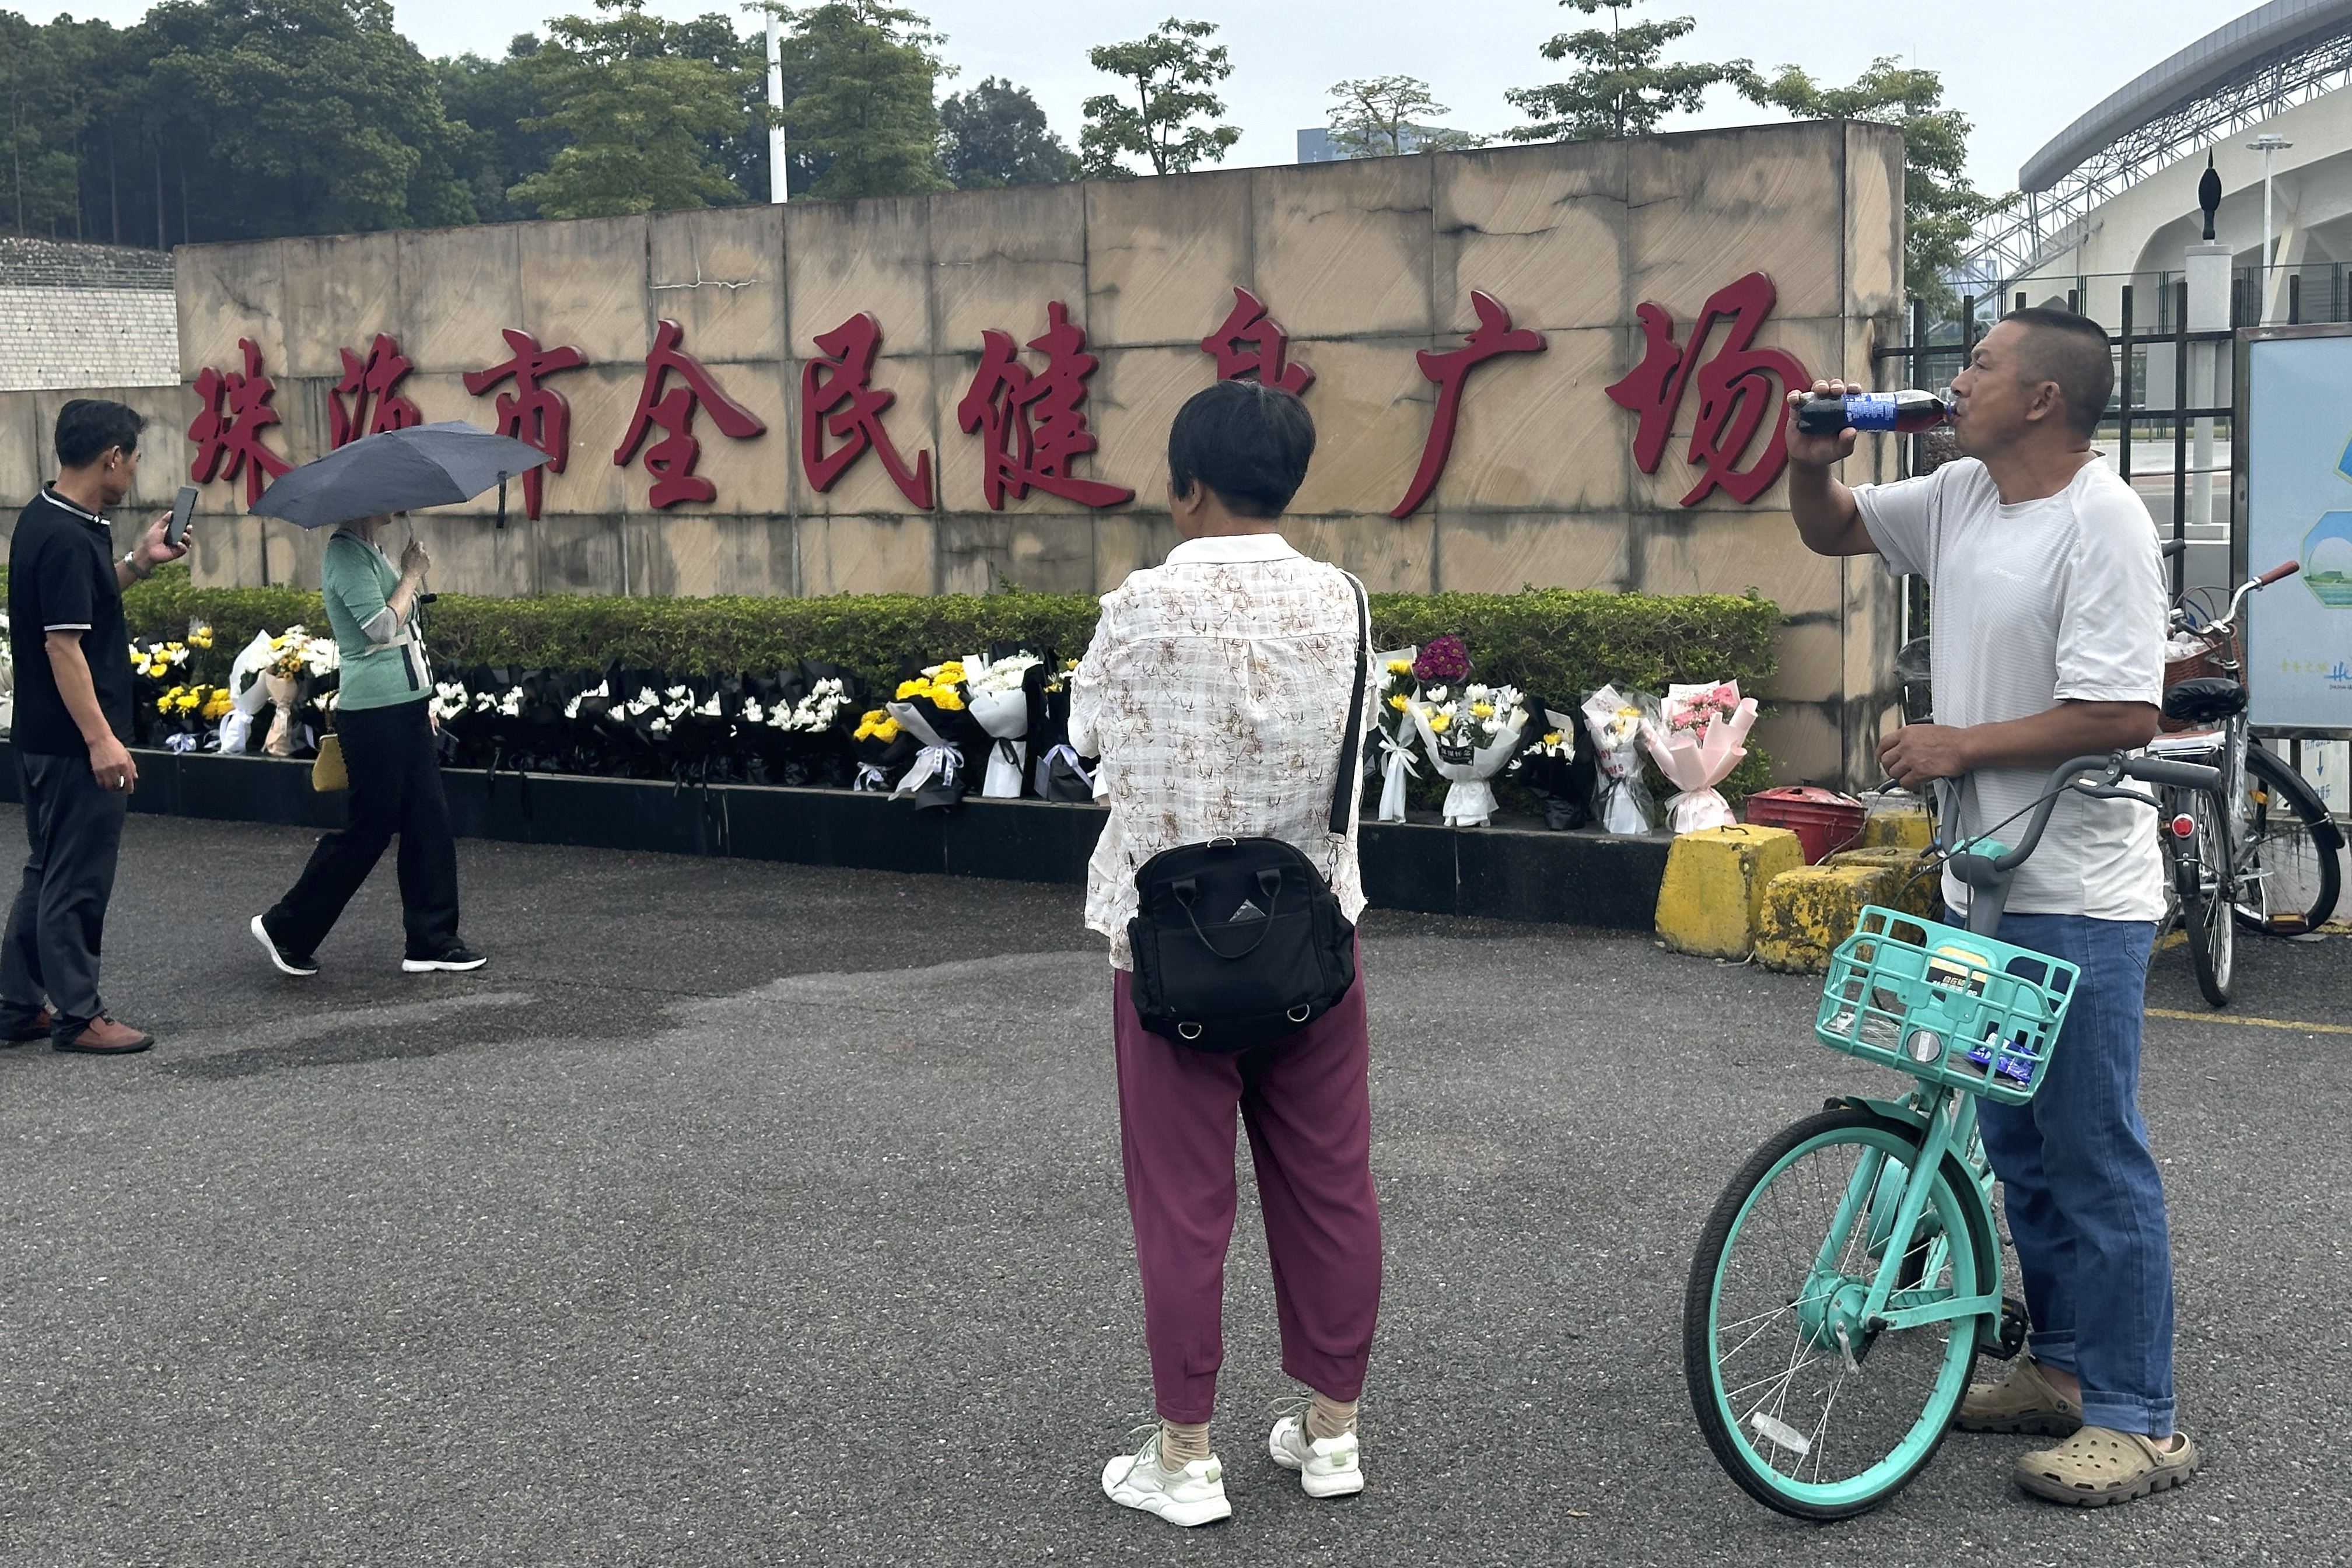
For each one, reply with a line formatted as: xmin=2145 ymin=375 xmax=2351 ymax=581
xmin=766 ymin=10 xmax=789 ymax=204
xmin=2249 ymin=131 xmax=2291 ymax=321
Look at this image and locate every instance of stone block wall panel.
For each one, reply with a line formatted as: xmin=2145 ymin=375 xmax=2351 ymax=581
xmin=8 ymin=122 xmax=1909 ymax=786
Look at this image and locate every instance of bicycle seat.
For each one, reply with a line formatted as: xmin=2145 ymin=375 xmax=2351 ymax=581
xmin=2161 ymin=677 xmax=2246 ymax=726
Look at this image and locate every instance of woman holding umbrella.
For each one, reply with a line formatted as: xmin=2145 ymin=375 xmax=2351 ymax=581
xmin=243 ymin=422 xmax=541 ymax=978
xmin=250 ymin=514 xmax=479 ymax=976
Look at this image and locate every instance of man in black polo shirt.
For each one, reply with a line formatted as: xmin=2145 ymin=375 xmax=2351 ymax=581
xmin=4 ymin=399 xmax=190 ymax=1054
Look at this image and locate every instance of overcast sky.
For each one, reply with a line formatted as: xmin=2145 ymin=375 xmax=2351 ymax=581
xmin=62 ymin=0 xmax=2242 ymax=192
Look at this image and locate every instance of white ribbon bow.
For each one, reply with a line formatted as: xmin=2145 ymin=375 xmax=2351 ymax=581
xmin=892 ymin=744 xmax=962 ymax=799
xmin=852 ymin=761 xmax=890 ymax=792
xmin=1375 ymin=730 xmax=1420 ymax=823
xmin=1035 ymin=743 xmax=1097 ymax=797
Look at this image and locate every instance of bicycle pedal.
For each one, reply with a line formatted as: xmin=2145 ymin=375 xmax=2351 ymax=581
xmin=1983 ymin=1296 xmax=2030 ymax=1360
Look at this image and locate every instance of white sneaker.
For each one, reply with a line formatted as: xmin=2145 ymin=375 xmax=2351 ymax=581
xmin=1101 ymin=1427 xmax=1231 ymax=1527
xmin=1268 ymin=1412 xmax=1364 ymax=1498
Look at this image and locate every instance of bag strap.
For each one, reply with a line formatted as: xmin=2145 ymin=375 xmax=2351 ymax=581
xmin=1328 ymin=574 xmax=1370 ymax=839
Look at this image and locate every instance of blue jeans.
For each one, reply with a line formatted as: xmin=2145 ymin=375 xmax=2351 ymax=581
xmin=1977 ymin=914 xmax=2172 ymax=1437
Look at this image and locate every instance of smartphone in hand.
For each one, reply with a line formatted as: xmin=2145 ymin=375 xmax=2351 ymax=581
xmin=166 ymin=485 xmax=197 ymax=549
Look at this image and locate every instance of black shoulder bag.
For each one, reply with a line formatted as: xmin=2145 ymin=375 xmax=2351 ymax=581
xmin=1125 ymin=576 xmax=1370 ymax=1054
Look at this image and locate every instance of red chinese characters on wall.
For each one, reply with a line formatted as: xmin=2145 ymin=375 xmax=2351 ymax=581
xmin=802 ymin=312 xmax=933 ymax=509
xmin=613 ymin=319 xmax=769 ymax=509
xmin=1606 ymin=270 xmax=1808 ymax=506
xmin=464 ymin=329 xmax=588 ymax=522
xmin=956 ymin=300 xmax=1132 ymax=510
xmin=1200 ymin=286 xmax=1314 ymax=394
xmin=188 ymin=337 xmax=292 ymax=506
xmin=1390 ymin=291 xmax=1546 ymax=519
xmin=329 ymin=332 xmax=423 ymax=448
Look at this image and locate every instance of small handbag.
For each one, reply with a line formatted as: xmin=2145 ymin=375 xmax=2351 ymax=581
xmin=311 ymin=731 xmax=348 ymax=793
xmin=1125 ymin=576 xmax=1369 ymax=1054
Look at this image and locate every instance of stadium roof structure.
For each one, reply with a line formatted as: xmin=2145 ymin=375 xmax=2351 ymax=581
xmin=1955 ymin=0 xmax=2352 ymax=295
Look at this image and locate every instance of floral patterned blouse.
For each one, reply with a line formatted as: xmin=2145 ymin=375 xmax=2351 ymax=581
xmin=1069 ymin=532 xmax=1373 ymax=970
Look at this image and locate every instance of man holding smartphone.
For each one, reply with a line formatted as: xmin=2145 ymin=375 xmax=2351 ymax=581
xmin=2 ymin=399 xmax=191 ymax=1054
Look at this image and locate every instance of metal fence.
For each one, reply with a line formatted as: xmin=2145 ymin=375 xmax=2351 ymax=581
xmin=1874 ymin=282 xmax=2350 ymax=825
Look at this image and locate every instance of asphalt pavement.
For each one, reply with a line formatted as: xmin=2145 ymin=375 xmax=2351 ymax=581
xmin=0 ymin=807 xmax=2346 ymax=1567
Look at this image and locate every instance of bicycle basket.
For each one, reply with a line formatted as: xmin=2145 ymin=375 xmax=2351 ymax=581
xmin=1814 ymin=906 xmax=2081 ymax=1105
xmin=2160 ymin=625 xmax=2238 ymax=734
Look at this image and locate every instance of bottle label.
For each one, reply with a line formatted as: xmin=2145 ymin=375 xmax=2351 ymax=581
xmin=1844 ymin=392 xmax=1899 ymax=430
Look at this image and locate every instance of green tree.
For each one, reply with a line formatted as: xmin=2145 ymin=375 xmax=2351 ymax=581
xmin=1 ymin=12 xmax=89 ymax=236
xmin=1503 ymin=0 xmax=1745 ymax=144
xmin=769 ymin=1 xmax=951 ymax=201
xmin=508 ymin=0 xmax=750 ymax=219
xmin=1080 ymin=17 xmax=1239 ymax=178
xmin=1737 ymin=57 xmax=2013 ymax=309
xmin=940 ymin=76 xmax=1076 ymax=189
xmin=145 ymin=0 xmax=477 ymax=239
xmin=1325 ymin=75 xmax=1484 ymax=158
xmin=438 ymin=36 xmax=565 ymax=223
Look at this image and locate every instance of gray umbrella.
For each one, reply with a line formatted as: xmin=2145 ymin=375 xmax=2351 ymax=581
xmin=249 ymin=421 xmax=552 ymax=530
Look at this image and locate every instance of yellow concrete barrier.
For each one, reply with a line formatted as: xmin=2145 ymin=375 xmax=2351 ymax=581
xmin=1861 ymin=800 xmax=1933 ymax=850
xmin=1654 ymin=824 xmax=1805 ymax=959
xmin=1755 ymin=863 xmax=1899 ymax=974
xmin=1825 ymin=848 xmax=1941 ymax=919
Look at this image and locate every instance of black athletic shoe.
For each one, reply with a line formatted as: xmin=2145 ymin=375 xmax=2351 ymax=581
xmin=402 ymin=944 xmax=487 ymax=974
xmin=250 ymin=915 xmax=319 ymax=977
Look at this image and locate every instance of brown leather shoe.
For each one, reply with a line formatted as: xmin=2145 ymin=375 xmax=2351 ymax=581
xmin=55 ymin=1015 xmax=154 ymax=1055
xmin=4 ymin=1007 xmax=52 ymax=1045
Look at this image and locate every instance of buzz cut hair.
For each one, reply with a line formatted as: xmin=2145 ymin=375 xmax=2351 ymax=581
xmin=2003 ymin=307 xmax=2114 ymax=439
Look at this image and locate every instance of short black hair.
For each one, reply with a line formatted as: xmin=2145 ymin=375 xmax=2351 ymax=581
xmin=55 ymin=399 xmax=146 ymax=470
xmin=2003 ymin=307 xmax=2113 ymax=438
xmin=1167 ymin=379 xmax=1316 ymax=519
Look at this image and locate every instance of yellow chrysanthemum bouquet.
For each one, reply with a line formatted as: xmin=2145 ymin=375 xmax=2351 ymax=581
xmin=1579 ymin=684 xmax=1662 ymax=835
xmin=1367 ymin=649 xmax=1424 ymax=823
xmin=884 ymin=659 xmax=984 ymax=807
xmin=1404 ymin=680 xmax=1531 ymax=828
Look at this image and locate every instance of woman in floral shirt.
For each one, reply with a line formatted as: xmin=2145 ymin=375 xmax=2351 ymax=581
xmin=1070 ymin=380 xmax=1381 ymax=1529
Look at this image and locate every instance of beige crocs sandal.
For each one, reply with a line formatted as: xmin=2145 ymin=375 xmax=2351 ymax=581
xmin=1956 ymin=1357 xmax=2082 ymax=1436
xmin=2017 ymin=1426 xmax=2200 ymax=1507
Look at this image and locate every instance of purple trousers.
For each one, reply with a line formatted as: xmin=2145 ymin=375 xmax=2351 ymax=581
xmin=1111 ymin=964 xmax=1383 ymax=1424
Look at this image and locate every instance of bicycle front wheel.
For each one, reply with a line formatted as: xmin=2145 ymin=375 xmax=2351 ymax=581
xmin=1685 ymin=1107 xmax=1984 ymax=1520
xmin=2235 ymin=745 xmax=2343 ymax=935
xmin=2181 ymin=785 xmax=2235 ymax=1006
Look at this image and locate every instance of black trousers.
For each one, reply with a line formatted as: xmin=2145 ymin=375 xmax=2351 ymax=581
xmin=266 ymin=699 xmax=460 ymax=959
xmin=2 ymin=748 xmax=130 ymax=1039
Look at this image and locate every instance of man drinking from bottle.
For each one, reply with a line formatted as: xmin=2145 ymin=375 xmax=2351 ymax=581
xmin=1783 ymin=309 xmax=2190 ymax=1507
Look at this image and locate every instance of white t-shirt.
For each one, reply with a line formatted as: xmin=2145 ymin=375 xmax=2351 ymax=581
xmin=1853 ymin=454 xmax=2167 ymax=922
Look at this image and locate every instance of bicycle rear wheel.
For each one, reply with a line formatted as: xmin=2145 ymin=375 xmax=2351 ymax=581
xmin=2235 ymin=745 xmax=2343 ymax=936
xmin=1685 ymin=1106 xmax=1984 ymax=1520
xmin=2181 ymin=786 xmax=2234 ymax=1006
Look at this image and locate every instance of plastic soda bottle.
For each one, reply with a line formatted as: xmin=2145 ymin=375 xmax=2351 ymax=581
xmin=1794 ymin=390 xmax=1952 ymax=436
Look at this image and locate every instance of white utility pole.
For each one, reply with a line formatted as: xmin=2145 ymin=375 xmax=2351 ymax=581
xmin=766 ymin=11 xmax=789 ymax=204
xmin=2250 ymin=131 xmax=2291 ymax=320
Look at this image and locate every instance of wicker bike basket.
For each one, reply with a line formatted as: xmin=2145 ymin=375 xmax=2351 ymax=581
xmin=2158 ymin=624 xmax=2238 ymax=734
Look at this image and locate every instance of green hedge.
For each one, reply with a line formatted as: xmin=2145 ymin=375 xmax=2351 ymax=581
xmin=120 ymin=568 xmax=1776 ymax=690
xmin=110 ymin=568 xmax=1782 ymax=803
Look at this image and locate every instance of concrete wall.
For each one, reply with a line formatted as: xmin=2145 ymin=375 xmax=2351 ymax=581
xmin=15 ymin=121 xmax=1908 ymax=785
xmin=0 ymin=383 xmax=194 ymax=517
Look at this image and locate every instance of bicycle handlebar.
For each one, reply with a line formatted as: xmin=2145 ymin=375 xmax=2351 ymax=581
xmin=2195 ymin=559 xmax=2304 ymax=635
xmin=2117 ymin=755 xmax=2223 ymax=789
xmin=1969 ymin=752 xmax=2219 ymax=874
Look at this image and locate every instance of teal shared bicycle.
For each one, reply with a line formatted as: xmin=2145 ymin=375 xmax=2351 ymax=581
xmin=1683 ymin=750 xmax=2219 ymax=1520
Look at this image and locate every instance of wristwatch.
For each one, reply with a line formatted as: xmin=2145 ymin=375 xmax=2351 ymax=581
xmin=121 ymin=550 xmax=149 ymax=579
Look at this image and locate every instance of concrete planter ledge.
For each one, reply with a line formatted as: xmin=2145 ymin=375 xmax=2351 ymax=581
xmin=0 ymin=744 xmax=1668 ymax=930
